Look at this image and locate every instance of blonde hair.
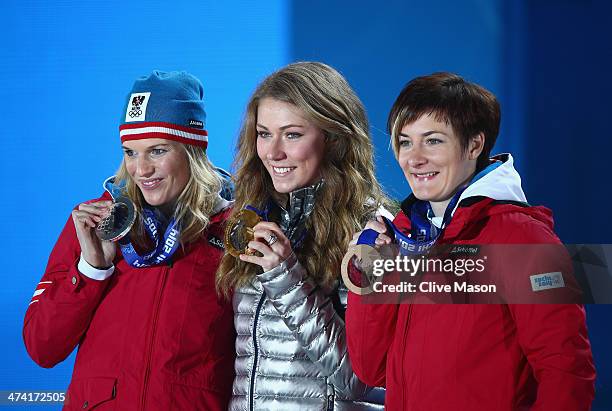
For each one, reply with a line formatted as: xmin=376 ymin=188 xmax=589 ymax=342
xmin=216 ymin=61 xmax=387 ymax=297
xmin=116 ymin=143 xmax=222 ymax=247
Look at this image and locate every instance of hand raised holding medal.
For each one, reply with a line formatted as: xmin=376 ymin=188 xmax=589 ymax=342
xmin=95 ymin=176 xmax=136 ymax=242
xmin=71 ymin=176 xmax=137 ymax=270
xmin=225 ymin=208 xmax=292 ymax=272
xmin=224 ymin=209 xmax=261 ymax=257
xmin=241 ymin=221 xmax=292 ymax=272
xmin=72 ymin=200 xmax=117 ymax=269
xmin=95 ymin=196 xmax=136 ymax=242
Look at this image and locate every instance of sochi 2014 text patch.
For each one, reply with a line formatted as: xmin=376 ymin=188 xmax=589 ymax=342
xmin=530 ymin=272 xmax=565 ymax=292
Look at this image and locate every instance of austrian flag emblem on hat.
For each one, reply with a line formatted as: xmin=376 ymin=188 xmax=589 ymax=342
xmin=119 ymin=70 xmax=209 ymax=148
xmin=125 ymin=92 xmax=150 ymax=122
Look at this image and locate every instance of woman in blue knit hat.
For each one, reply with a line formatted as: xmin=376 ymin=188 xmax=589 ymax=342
xmin=23 ymin=71 xmax=236 ymax=411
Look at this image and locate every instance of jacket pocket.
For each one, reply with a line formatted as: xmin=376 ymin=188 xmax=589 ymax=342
xmin=64 ymin=377 xmax=117 ymax=410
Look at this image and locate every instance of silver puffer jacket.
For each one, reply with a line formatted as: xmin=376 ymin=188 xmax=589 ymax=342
xmin=230 ymin=254 xmax=384 ymax=411
xmin=229 ymin=184 xmax=384 ymax=410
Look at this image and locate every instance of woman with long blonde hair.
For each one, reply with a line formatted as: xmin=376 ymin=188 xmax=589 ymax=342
xmin=217 ymin=62 xmax=387 ymax=410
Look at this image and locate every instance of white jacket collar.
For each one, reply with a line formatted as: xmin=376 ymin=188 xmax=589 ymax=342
xmin=450 ymin=153 xmax=527 ymax=217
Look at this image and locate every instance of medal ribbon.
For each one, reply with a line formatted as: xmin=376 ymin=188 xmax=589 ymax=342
xmin=356 ymin=161 xmax=502 ymax=255
xmin=103 ymin=176 xmax=181 ymax=268
xmin=245 ymin=203 xmax=307 ymax=249
xmin=245 ymin=204 xmax=270 ymax=221
xmin=357 ymin=188 xmax=466 ymax=256
xmin=103 ymin=175 xmax=124 ymax=199
xmin=119 ymin=208 xmax=181 ymax=267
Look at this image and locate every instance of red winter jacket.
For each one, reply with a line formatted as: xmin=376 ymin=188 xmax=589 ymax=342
xmin=346 ymin=197 xmax=596 ymax=411
xmin=23 ymin=193 xmax=236 ymax=411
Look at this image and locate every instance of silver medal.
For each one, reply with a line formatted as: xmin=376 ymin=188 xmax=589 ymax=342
xmin=95 ymin=195 xmax=136 ymax=242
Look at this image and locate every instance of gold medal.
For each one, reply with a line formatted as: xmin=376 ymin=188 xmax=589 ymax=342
xmin=224 ymin=209 xmax=262 ymax=257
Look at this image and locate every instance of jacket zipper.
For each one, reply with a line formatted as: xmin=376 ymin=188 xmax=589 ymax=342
xmin=249 ymin=293 xmax=266 ymax=411
xmin=326 ymin=383 xmax=335 ymax=410
xmin=139 ymin=262 xmax=171 ymax=410
xmin=400 ymin=305 xmax=413 ymax=411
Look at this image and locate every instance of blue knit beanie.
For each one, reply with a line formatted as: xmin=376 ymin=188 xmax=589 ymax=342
xmin=119 ymin=70 xmax=208 ymax=148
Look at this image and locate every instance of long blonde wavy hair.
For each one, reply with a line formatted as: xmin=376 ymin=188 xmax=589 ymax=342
xmin=115 ymin=143 xmax=222 ymax=247
xmin=216 ymin=61 xmax=387 ymax=297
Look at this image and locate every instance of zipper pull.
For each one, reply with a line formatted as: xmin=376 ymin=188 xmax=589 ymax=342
xmin=326 ymin=388 xmax=335 ymax=410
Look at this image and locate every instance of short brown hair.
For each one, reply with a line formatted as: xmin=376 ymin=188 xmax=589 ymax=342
xmin=388 ymin=72 xmax=500 ymax=170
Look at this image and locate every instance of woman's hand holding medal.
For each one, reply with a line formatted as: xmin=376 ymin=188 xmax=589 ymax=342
xmin=342 ymin=215 xmax=396 ymax=295
xmin=71 ymin=200 xmax=116 ymax=269
xmin=350 ymin=216 xmax=393 ymax=247
xmin=239 ymin=222 xmax=293 ymax=272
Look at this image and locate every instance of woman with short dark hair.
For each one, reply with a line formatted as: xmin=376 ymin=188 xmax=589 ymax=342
xmin=346 ymin=72 xmax=596 ymax=411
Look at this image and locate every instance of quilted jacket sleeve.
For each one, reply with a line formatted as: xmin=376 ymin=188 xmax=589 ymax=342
xmin=23 ymin=208 xmax=113 ymax=368
xmin=257 ymin=252 xmax=371 ymax=400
